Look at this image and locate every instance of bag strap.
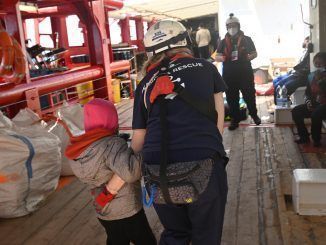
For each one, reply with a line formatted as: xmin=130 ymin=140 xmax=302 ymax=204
xmin=41 ymin=115 xmax=74 ymax=138
xmin=158 ymin=96 xmax=173 ymax=204
xmin=151 ymin=57 xmax=218 ymax=204
xmin=148 ymin=57 xmax=217 ymax=124
xmin=173 ymin=83 xmax=217 ymax=123
xmin=10 ymin=134 xmax=35 ymax=179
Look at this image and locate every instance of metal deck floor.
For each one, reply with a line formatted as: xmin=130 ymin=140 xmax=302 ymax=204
xmin=0 ymin=96 xmax=325 ymax=245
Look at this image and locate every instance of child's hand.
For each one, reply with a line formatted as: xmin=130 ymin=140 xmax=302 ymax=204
xmin=91 ymin=185 xmax=116 ymax=213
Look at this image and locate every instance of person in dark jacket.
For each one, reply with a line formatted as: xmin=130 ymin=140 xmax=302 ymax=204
xmin=132 ymin=20 xmax=228 ymax=245
xmin=273 ymin=36 xmax=313 ymax=104
xmin=215 ymin=13 xmax=261 ymax=130
xmin=292 ymin=52 xmax=326 ymax=147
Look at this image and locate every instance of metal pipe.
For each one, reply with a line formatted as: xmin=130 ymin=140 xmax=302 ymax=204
xmin=21 ymin=5 xmax=76 ymax=19
xmin=104 ymin=0 xmax=124 ymax=11
xmin=0 ymin=66 xmax=104 ymax=106
xmin=110 ymin=60 xmax=130 ymax=73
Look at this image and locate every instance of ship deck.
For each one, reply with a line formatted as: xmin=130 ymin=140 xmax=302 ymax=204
xmin=0 ymin=96 xmax=325 ymax=245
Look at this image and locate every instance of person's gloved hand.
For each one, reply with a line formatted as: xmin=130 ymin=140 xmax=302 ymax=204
xmin=91 ymin=185 xmax=116 ymax=213
xmin=150 ymin=75 xmax=174 ymax=103
xmin=305 ymin=99 xmax=313 ymax=111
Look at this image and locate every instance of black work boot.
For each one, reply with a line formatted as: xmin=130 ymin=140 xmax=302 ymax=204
xmin=252 ymin=115 xmax=261 ymax=125
xmin=228 ymin=119 xmax=239 ymax=130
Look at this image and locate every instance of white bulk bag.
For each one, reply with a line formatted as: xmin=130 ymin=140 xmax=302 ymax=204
xmin=0 ymin=111 xmax=61 ymax=218
xmin=12 ymin=104 xmax=84 ymax=176
xmin=48 ymin=102 xmax=84 ymax=176
xmin=55 ymin=101 xmax=84 ymax=136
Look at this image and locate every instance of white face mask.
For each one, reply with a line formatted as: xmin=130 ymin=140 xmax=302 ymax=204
xmin=228 ymin=27 xmax=238 ymax=36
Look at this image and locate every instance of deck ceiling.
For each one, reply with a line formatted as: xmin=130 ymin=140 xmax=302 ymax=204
xmin=112 ymin=0 xmax=219 ymax=20
xmin=0 ymin=1 xmax=219 ymax=20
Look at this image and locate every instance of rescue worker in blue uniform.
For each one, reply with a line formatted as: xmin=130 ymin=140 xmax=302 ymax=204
xmin=131 ymin=20 xmax=228 ymax=245
xmin=215 ymin=13 xmax=261 ymax=130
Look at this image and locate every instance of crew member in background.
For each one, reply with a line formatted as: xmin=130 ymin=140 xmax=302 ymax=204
xmin=196 ymin=23 xmax=211 ymax=59
xmin=215 ymin=13 xmax=261 ymax=130
xmin=186 ymin=25 xmax=199 ymax=57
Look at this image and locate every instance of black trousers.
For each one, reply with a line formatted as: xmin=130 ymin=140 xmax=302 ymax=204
xmin=225 ymin=79 xmax=258 ymax=122
xmin=153 ymin=158 xmax=228 ymax=245
xmin=98 ymin=209 xmax=156 ymax=245
xmin=292 ymin=103 xmax=326 ymax=142
xmin=198 ymin=45 xmax=210 ymax=59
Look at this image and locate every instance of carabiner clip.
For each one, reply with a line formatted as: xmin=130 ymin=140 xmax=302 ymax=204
xmin=142 ymin=184 xmax=156 ymax=207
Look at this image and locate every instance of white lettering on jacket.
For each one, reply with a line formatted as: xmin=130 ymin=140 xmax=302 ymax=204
xmin=172 ymin=63 xmax=203 ymax=73
xmin=142 ymin=61 xmax=203 ymax=108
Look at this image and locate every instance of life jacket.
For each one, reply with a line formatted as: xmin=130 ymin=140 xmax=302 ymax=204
xmin=2 ymin=39 xmax=26 ymax=85
xmin=0 ymin=28 xmax=14 ymax=76
xmin=0 ymin=27 xmax=26 ymax=89
xmin=145 ymin=53 xmax=217 ymax=123
xmin=223 ymin=31 xmax=248 ymax=62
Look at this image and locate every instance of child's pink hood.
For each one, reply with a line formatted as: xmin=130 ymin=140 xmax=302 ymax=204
xmin=65 ymin=99 xmax=118 ymax=160
xmin=84 ymin=98 xmax=118 ymax=132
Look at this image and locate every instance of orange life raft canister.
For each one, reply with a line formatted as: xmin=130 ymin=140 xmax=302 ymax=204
xmin=0 ymin=25 xmax=26 ymax=87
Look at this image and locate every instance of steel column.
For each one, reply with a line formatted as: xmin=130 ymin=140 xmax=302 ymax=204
xmin=135 ymin=18 xmax=145 ymax=51
xmin=72 ymin=0 xmax=112 ymax=101
xmin=120 ymin=17 xmax=131 ymax=45
xmin=51 ymin=16 xmax=72 ymax=67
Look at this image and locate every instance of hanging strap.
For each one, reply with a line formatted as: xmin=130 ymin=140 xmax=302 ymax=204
xmin=150 ymin=57 xmax=218 ymax=204
xmin=173 ymin=83 xmax=217 ymax=123
xmin=148 ymin=57 xmax=218 ymax=124
xmin=158 ymin=96 xmax=173 ymax=204
xmin=41 ymin=115 xmax=74 ymax=138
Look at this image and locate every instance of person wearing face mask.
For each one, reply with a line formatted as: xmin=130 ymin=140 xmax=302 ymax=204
xmin=215 ymin=13 xmax=261 ymax=130
xmin=292 ymin=52 xmax=326 ymax=147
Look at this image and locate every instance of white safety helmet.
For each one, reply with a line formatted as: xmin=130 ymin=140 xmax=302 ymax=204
xmin=225 ymin=13 xmax=240 ymax=27
xmin=144 ymin=20 xmax=189 ymax=57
